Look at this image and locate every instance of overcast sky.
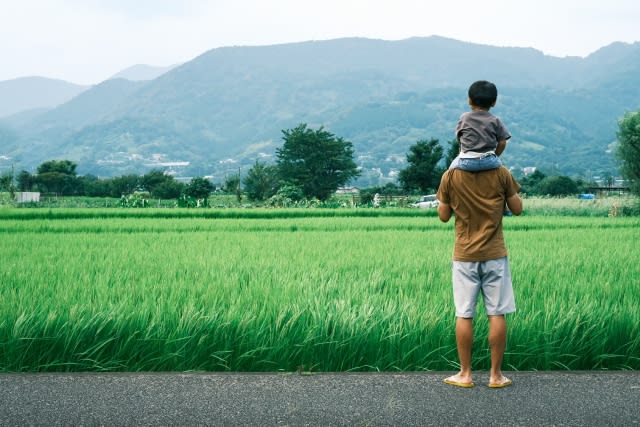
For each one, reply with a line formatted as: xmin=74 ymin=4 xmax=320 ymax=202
xmin=1 ymin=0 xmax=639 ymax=85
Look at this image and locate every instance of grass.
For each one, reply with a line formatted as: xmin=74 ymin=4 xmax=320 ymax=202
xmin=0 ymin=206 xmax=639 ymax=372
xmin=520 ymin=194 xmax=636 ymax=216
xmin=2 ymin=192 xmax=637 ymax=215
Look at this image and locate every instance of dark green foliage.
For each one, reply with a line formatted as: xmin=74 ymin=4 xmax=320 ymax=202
xmin=275 ymin=185 xmax=304 ymax=202
xmin=34 ymin=160 xmax=80 ymax=195
xmin=108 ymin=174 xmax=141 ymax=197
xmin=141 ymin=170 xmax=169 ymax=193
xmin=519 ymin=170 xmax=547 ymax=195
xmin=398 ymin=139 xmax=444 ymax=193
xmin=16 ymin=170 xmax=35 ymax=191
xmin=243 ymin=160 xmax=279 ymax=201
xmin=223 ymin=174 xmax=240 ymax=193
xmin=617 ymin=110 xmax=640 ymax=196
xmin=184 ymin=177 xmax=214 ymax=199
xmin=35 ymin=173 xmax=78 ymax=195
xmin=276 ymin=124 xmax=359 ymax=201
xmin=141 ymin=170 xmax=184 ymax=199
xmin=77 ymin=174 xmax=111 ymax=197
xmin=0 ymin=172 xmax=12 ymax=192
xmin=151 ymin=180 xmax=184 ymax=199
xmin=36 ymin=160 xmax=77 ymax=176
xmin=443 ymin=138 xmax=460 ymax=167
xmin=537 ymin=176 xmax=580 ymax=196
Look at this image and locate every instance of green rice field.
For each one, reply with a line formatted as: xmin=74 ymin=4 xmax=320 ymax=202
xmin=1 ymin=206 xmax=639 ymax=372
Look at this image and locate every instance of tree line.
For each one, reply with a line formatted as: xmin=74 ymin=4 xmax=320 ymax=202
xmin=3 ymin=112 xmax=639 ymax=201
xmin=4 ymin=161 xmax=213 ymax=200
xmin=0 ymin=124 xmax=360 ymax=202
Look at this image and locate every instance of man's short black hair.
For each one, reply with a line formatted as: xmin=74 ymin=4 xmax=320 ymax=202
xmin=468 ymin=80 xmax=497 ymax=109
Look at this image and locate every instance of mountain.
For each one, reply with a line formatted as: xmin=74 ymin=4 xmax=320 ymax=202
xmin=0 ymin=77 xmax=89 ymax=118
xmin=19 ymin=78 xmax=147 ymax=134
xmin=2 ymin=37 xmax=640 ymax=185
xmin=109 ymin=64 xmax=179 ymax=81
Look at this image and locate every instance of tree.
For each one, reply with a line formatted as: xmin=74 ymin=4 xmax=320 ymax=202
xmin=443 ymin=138 xmax=461 ymax=167
xmin=17 ymin=170 xmax=35 ymax=191
xmin=37 ymin=160 xmax=77 ymax=176
xmin=519 ymin=170 xmax=546 ymax=195
xmin=108 ymin=174 xmax=141 ymax=197
xmin=0 ymin=172 xmax=12 ymax=192
xmin=77 ymin=174 xmax=110 ymax=197
xmin=602 ymin=172 xmax=615 ymax=188
xmin=184 ymin=177 xmax=214 ymax=199
xmin=616 ymin=110 xmax=640 ymax=196
xmin=243 ymin=160 xmax=279 ymax=201
xmin=537 ymin=176 xmax=579 ymax=196
xmin=35 ymin=160 xmax=80 ymax=195
xmin=152 ymin=180 xmax=184 ymax=199
xmin=141 ymin=170 xmax=183 ymax=199
xmin=141 ymin=170 xmax=168 ymax=193
xmin=276 ymin=123 xmax=359 ymax=201
xmin=398 ymin=138 xmax=444 ymax=193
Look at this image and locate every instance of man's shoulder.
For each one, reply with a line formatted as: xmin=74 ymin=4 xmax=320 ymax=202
xmin=485 ymin=166 xmax=514 ymax=182
xmin=446 ymin=167 xmax=512 ymax=187
xmin=495 ymin=166 xmax=518 ymax=181
xmin=441 ymin=168 xmax=462 ymax=181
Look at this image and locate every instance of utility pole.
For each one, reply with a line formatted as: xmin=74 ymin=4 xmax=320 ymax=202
xmin=236 ymin=167 xmax=242 ymax=203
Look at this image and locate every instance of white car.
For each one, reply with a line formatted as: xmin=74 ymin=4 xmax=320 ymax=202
xmin=412 ymin=194 xmax=439 ymax=208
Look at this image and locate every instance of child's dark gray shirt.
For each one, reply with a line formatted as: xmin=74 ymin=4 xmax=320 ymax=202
xmin=456 ymin=111 xmax=511 ymax=154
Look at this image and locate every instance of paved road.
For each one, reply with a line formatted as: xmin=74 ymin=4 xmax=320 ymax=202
xmin=1 ymin=371 xmax=639 ymax=426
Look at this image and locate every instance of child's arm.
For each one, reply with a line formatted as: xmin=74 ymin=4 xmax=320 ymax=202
xmin=496 ymin=139 xmax=507 ymax=156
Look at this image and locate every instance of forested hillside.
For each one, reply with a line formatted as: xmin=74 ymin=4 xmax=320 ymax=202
xmin=1 ymin=36 xmax=639 ymax=185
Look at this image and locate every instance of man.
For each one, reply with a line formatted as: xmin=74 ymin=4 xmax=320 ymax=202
xmin=436 ymin=165 xmax=522 ymax=388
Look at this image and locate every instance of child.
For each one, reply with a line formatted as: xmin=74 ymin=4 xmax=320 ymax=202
xmin=449 ymin=80 xmax=510 ymax=171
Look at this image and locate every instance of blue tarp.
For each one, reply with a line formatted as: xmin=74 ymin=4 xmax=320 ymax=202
xmin=578 ymin=194 xmax=595 ymax=200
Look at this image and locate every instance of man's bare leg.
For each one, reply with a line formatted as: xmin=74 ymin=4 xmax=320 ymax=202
xmin=446 ymin=317 xmax=474 ymax=385
xmin=488 ymin=315 xmax=511 ymax=386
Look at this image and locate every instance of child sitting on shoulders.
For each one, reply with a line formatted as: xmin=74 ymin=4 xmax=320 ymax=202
xmin=450 ymin=80 xmax=510 ymax=172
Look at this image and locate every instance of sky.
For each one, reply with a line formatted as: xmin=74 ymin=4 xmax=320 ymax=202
xmin=1 ymin=0 xmax=639 ymax=85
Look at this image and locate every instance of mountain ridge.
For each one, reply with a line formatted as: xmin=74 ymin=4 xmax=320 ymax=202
xmin=0 ymin=77 xmax=89 ymax=118
xmin=2 ymin=37 xmax=639 ymax=185
xmin=108 ymin=64 xmax=179 ymax=82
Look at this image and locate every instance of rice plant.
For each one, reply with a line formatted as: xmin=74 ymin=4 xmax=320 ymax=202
xmin=0 ymin=210 xmax=638 ymax=372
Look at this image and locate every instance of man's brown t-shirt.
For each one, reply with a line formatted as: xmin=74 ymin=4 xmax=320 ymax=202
xmin=436 ymin=167 xmax=520 ymax=262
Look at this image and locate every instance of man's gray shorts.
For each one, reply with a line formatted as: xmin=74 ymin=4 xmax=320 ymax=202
xmin=452 ymin=256 xmax=516 ymax=318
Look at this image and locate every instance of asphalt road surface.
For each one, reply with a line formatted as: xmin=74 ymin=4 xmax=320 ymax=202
xmin=1 ymin=371 xmax=639 ymax=426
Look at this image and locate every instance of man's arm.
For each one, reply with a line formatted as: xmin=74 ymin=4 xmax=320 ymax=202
xmin=438 ymin=201 xmax=452 ymax=222
xmin=506 ymin=193 xmax=523 ymax=216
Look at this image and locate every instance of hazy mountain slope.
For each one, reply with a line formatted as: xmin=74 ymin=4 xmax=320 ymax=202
xmin=0 ymin=77 xmax=89 ymax=118
xmin=109 ymin=64 xmax=178 ymax=81
xmin=3 ymin=37 xmax=640 ymax=182
xmin=20 ymin=78 xmax=147 ymax=134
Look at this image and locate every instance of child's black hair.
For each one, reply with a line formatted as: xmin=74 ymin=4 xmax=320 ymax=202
xmin=468 ymin=80 xmax=497 ymax=109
